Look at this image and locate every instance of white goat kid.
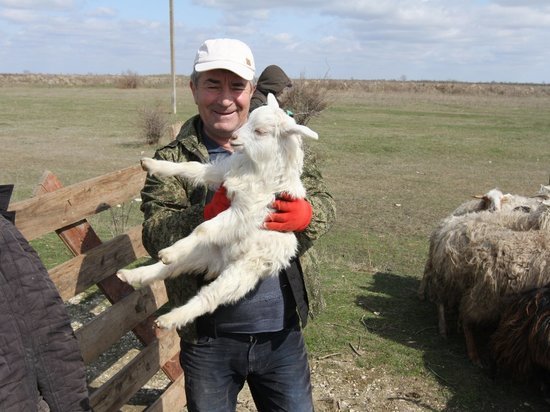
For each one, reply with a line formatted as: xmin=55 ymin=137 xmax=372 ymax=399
xmin=117 ymin=94 xmax=318 ymax=330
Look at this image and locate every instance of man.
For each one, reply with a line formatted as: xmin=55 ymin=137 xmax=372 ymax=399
xmin=140 ymin=38 xmax=335 ymax=411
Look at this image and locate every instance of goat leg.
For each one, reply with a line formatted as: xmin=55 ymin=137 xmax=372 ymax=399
xmin=463 ymin=322 xmax=483 ymax=367
xmin=117 ymin=261 xmax=175 ymax=287
xmin=437 ymin=303 xmax=447 ymax=337
xmin=141 ymin=157 xmax=227 ymax=187
xmin=155 ymin=261 xmax=264 ymax=329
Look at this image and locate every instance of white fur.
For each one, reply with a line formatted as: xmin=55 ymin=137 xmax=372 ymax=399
xmin=117 ymin=94 xmax=318 ymax=329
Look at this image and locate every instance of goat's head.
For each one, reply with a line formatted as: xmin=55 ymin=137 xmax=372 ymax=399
xmin=230 ymin=94 xmax=318 ymax=168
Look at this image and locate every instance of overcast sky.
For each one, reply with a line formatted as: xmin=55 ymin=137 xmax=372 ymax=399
xmin=0 ymin=0 xmax=549 ymax=83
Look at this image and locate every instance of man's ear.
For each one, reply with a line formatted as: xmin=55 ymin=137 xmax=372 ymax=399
xmin=190 ymin=80 xmax=199 ymax=105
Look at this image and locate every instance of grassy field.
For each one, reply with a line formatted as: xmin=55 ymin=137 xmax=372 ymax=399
xmin=1 ymin=78 xmax=550 ymax=410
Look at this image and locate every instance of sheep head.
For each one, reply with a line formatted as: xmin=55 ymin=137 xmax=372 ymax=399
xmin=533 ymin=184 xmax=550 ymax=204
xmin=473 ymin=188 xmax=506 ymax=211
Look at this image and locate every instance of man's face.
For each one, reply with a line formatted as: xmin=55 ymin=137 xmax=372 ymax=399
xmin=190 ymin=69 xmax=254 ymax=142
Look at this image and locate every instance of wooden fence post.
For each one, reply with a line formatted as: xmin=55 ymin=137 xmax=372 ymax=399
xmin=34 ymin=170 xmax=183 ymax=382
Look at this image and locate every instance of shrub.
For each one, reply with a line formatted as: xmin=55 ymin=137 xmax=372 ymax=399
xmin=117 ymin=70 xmax=141 ymax=89
xmin=279 ymin=75 xmax=331 ymax=125
xmin=138 ymin=103 xmax=168 ymax=145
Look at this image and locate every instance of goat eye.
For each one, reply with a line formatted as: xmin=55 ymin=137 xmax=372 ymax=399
xmin=255 ymin=128 xmax=268 ymax=136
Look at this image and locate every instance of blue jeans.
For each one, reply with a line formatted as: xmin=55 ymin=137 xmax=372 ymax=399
xmin=180 ymin=325 xmax=314 ymax=412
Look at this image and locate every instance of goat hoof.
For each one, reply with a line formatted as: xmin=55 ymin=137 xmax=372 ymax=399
xmin=116 ymin=270 xmax=144 ymax=289
xmin=158 ymin=248 xmax=176 ymax=265
xmin=140 ymin=157 xmax=154 ymax=172
xmin=117 ymin=270 xmax=129 ymax=283
xmin=155 ymin=316 xmax=174 ymax=330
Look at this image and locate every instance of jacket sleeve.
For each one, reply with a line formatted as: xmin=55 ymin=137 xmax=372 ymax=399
xmin=0 ymin=216 xmax=91 ymax=411
xmin=140 ymin=144 xmax=207 ymax=259
xmin=297 ymin=143 xmax=336 ymax=254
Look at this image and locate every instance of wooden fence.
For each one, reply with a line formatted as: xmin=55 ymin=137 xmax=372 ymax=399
xmin=8 ymin=165 xmax=185 ymax=411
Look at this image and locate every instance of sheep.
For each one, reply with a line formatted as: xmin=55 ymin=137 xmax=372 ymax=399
xmin=418 ymin=188 xmax=547 ymax=307
xmin=451 ymin=188 xmax=507 ymax=216
xmin=490 ymin=283 xmax=550 ymax=397
xmin=456 ymin=215 xmax=550 ymax=363
xmin=117 ymin=94 xmax=318 ymax=330
xmin=452 ymin=188 xmax=547 ymax=217
xmin=419 ymin=191 xmax=550 ymax=365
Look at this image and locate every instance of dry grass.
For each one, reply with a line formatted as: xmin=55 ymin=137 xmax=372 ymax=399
xmin=279 ymin=75 xmax=331 ymax=125
xmin=117 ymin=70 xmax=141 ymax=89
xmin=3 ymin=73 xmax=549 ymax=96
xmin=138 ymin=102 xmax=169 ymax=145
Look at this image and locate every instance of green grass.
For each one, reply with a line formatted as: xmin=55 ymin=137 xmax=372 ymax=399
xmin=306 ymin=90 xmax=550 ymax=409
xmin=3 ymin=82 xmax=550 ymax=410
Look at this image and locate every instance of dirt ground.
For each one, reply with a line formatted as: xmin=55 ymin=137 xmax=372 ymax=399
xmin=91 ymin=335 xmax=445 ymax=412
xmin=137 ymin=353 xmax=446 ymax=412
xmin=67 ymin=256 xmax=451 ymax=412
xmin=80 ymin=285 xmax=550 ymax=412
xmin=235 ymin=356 xmax=446 ymax=412
xmin=90 ymin=325 xmax=546 ymax=412
xmin=74 ymin=288 xmax=444 ymax=412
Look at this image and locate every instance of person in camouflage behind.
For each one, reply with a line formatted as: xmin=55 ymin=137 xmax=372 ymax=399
xmin=140 ymin=38 xmax=336 ymax=412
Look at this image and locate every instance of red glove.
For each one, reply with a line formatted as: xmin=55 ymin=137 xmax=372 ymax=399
xmin=204 ymin=185 xmax=231 ymax=220
xmin=265 ymin=193 xmax=312 ymax=232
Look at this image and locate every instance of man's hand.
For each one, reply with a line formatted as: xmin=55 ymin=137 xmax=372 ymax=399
xmin=265 ymin=193 xmax=312 ymax=232
xmin=204 ymin=185 xmax=231 ymax=220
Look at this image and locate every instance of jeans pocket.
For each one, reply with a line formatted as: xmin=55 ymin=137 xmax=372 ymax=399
xmin=181 ymin=335 xmax=215 ymax=349
xmin=195 ymin=335 xmax=214 ymax=345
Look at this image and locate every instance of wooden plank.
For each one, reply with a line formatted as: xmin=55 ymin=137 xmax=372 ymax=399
xmin=34 ymin=171 xmax=184 ymax=382
xmin=35 ymin=170 xmax=142 ymax=305
xmin=89 ymin=329 xmax=181 ymax=412
xmin=146 ymin=374 xmax=186 ymax=412
xmin=34 ymin=170 xmax=104 ymax=254
xmin=48 ymin=225 xmax=147 ymax=301
xmin=76 ymin=281 xmax=168 ymax=364
xmin=10 ymin=164 xmax=146 ymax=241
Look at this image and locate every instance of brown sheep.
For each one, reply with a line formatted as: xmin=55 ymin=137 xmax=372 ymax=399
xmin=458 ymin=217 xmax=550 ymax=363
xmin=490 ymin=284 xmax=550 ymax=399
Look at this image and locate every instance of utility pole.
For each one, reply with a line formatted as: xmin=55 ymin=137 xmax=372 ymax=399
xmin=169 ymin=0 xmax=176 ymax=114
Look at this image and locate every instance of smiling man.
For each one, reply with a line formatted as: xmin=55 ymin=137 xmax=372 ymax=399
xmin=140 ymin=38 xmax=336 ymax=411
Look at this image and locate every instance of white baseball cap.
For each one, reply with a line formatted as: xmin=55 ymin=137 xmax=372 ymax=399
xmin=194 ymin=38 xmax=256 ymax=81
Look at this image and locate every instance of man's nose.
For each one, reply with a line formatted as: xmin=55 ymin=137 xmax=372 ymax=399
xmin=217 ymin=86 xmax=234 ymax=104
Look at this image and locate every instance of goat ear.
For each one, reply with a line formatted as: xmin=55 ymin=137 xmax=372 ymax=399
xmin=291 ymin=124 xmax=319 ymax=140
xmin=267 ymin=93 xmax=279 ymax=109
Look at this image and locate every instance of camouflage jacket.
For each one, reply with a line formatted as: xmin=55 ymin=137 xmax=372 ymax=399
xmin=140 ymin=115 xmax=336 ymax=342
